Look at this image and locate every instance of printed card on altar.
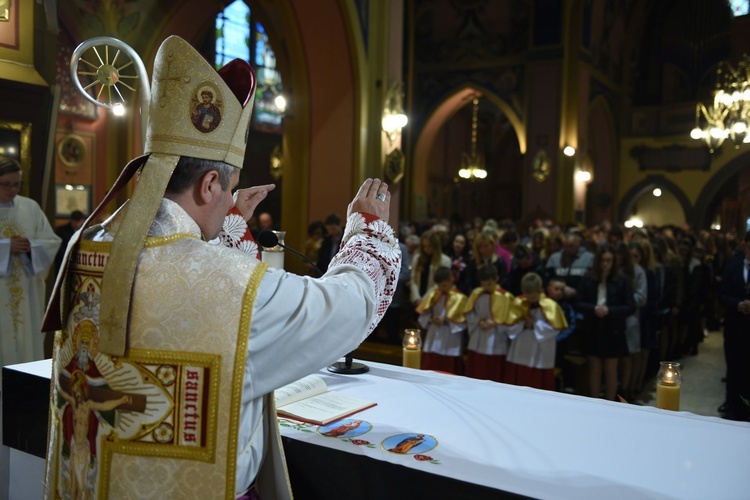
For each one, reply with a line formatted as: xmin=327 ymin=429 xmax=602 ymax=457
xmin=274 ymin=374 xmax=376 ymax=425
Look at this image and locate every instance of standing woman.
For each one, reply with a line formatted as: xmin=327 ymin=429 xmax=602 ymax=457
xmin=410 ymin=230 xmax=452 ymax=308
xmin=529 ymin=228 xmax=549 ymax=265
xmin=447 ymin=232 xmax=474 ymax=295
xmin=467 ymin=230 xmax=507 ymax=291
xmin=676 ymin=237 xmax=704 ymax=356
xmin=615 ymin=242 xmax=647 ymax=402
xmin=632 ymin=239 xmax=659 ymax=397
xmin=576 ymin=244 xmax=635 ymax=401
xmin=652 ymin=236 xmax=681 ymax=361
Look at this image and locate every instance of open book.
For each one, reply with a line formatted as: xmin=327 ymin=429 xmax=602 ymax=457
xmin=274 ymin=374 xmax=376 ymax=425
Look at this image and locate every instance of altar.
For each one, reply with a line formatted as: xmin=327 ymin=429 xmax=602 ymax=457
xmin=278 ymin=361 xmax=750 ymax=499
xmin=3 ymin=359 xmax=750 ymax=499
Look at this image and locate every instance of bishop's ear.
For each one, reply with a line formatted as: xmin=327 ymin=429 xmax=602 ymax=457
xmin=197 ymin=169 xmax=222 ymax=204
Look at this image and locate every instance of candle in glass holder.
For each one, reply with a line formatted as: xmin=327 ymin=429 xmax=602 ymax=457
xmin=402 ymin=329 xmax=422 ymax=369
xmin=655 ymin=361 xmax=682 ymax=411
xmin=261 ymin=250 xmax=284 ymax=270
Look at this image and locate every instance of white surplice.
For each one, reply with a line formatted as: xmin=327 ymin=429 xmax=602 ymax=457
xmin=466 ymin=294 xmax=509 ymax=355
xmin=506 ymin=308 xmax=558 ymax=369
xmin=0 ymin=195 xmax=61 ymax=369
xmin=418 ymin=295 xmax=466 ymax=356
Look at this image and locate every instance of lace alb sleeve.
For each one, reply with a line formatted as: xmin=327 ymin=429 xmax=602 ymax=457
xmin=209 ymin=207 xmax=261 ymax=259
xmin=329 ymin=212 xmax=402 ymax=334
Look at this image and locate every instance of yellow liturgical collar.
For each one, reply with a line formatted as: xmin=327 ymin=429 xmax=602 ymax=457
xmin=416 ymin=288 xmax=467 ymax=324
xmin=509 ymin=294 xmax=568 ymax=330
xmin=465 ymin=287 xmax=515 ymax=325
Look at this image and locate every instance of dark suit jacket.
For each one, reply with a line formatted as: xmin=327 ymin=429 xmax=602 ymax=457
xmin=575 ymin=272 xmax=635 ymax=335
xmin=720 ymin=253 xmax=750 ymax=334
xmin=316 ymin=235 xmax=341 ymax=273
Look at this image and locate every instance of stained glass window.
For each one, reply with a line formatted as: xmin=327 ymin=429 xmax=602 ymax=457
xmin=252 ymin=22 xmax=284 ymax=131
xmin=215 ymin=0 xmax=284 ymax=132
xmin=215 ymin=1 xmax=250 ymax=66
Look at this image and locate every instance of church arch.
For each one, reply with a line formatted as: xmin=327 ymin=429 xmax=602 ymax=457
xmin=694 ymin=150 xmax=750 ymax=231
xmin=618 ymin=175 xmax=693 ymax=227
xmin=411 ymin=84 xmax=525 ymax=222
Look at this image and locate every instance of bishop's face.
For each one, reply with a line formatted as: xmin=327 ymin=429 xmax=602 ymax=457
xmin=0 ymin=171 xmax=22 ymax=204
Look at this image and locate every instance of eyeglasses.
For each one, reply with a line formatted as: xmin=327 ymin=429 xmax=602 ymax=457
xmin=0 ymin=181 xmax=22 ymax=190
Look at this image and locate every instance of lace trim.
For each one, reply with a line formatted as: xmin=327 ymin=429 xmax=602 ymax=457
xmin=216 ymin=208 xmax=260 ymax=259
xmin=329 ymin=213 xmax=402 ymax=335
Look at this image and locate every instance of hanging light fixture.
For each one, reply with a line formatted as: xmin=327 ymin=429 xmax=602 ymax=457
xmin=382 ymin=81 xmax=408 ymax=145
xmin=458 ymin=98 xmax=487 ymax=180
xmin=691 ymin=56 xmax=750 ymax=152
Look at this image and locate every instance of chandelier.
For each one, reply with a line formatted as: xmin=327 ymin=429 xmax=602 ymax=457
xmin=458 ymin=98 xmax=487 ymax=180
xmin=690 ymin=56 xmax=750 ymax=152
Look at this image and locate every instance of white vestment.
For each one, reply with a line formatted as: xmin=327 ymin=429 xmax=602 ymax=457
xmin=506 ymin=308 xmax=558 ymax=369
xmin=419 ymin=295 xmax=466 ymax=356
xmin=466 ymin=294 xmax=510 ymax=355
xmin=0 ymin=195 xmax=61 ymax=369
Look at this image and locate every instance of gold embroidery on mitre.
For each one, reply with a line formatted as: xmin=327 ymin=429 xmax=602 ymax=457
xmin=149 ymin=133 xmax=245 ymax=158
xmin=154 ymin=47 xmax=192 ymax=109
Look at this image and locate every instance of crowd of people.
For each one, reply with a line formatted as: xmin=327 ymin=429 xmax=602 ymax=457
xmin=364 ymin=213 xmax=749 ymax=422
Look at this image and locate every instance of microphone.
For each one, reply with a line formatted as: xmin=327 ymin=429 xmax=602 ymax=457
xmin=258 ymin=230 xmax=324 ymax=277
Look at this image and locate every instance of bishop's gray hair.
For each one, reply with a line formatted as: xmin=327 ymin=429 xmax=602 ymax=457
xmin=165 ymin=156 xmax=236 ymax=195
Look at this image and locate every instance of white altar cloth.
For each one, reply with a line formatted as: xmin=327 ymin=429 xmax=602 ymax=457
xmin=279 ymin=361 xmax=750 ymax=500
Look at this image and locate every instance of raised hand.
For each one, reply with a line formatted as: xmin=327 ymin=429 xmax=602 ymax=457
xmin=233 ymin=184 xmax=276 ymax=221
xmin=347 ymin=178 xmax=391 ymax=223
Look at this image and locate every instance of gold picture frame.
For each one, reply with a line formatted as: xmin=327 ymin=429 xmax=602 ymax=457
xmin=55 ymin=184 xmax=90 ymax=218
xmin=384 ymin=148 xmax=405 ymax=184
xmin=0 ymin=0 xmax=9 ymax=22
xmin=0 ymin=120 xmax=32 ymax=196
xmin=0 ymin=0 xmax=16 ymax=49
xmin=531 ymin=149 xmax=550 ymax=183
xmin=55 ymin=132 xmax=94 ymax=185
xmin=57 ymin=134 xmax=86 ymax=167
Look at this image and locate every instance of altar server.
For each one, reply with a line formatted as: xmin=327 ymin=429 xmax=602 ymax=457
xmin=416 ymin=266 xmax=467 ymax=374
xmin=505 ymin=272 xmax=568 ymax=391
xmin=42 ymin=36 xmax=400 ymax=500
xmin=464 ymin=264 xmax=514 ymax=382
xmin=0 ymin=157 xmax=61 ymax=371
